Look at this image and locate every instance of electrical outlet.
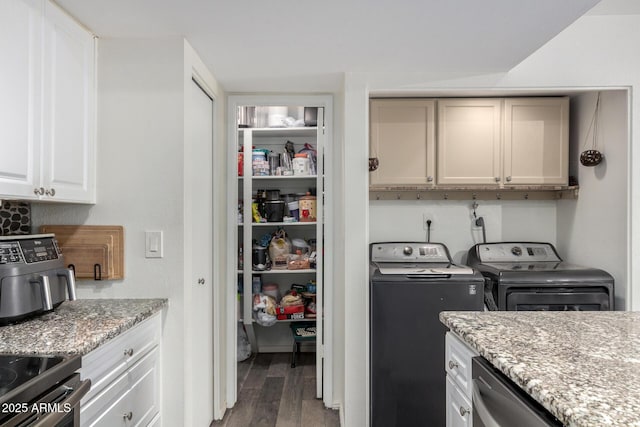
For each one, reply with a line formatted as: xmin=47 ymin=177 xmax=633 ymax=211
xmin=423 ymin=213 xmax=437 ymax=230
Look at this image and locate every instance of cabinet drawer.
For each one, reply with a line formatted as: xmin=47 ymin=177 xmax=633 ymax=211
xmin=81 ymin=314 xmax=160 ymax=402
xmin=81 ymin=346 xmax=159 ymax=426
xmin=445 ymin=332 xmax=478 ymax=397
xmin=446 ymin=376 xmax=472 ymax=427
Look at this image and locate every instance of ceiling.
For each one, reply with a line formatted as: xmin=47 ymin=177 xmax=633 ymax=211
xmin=56 ymin=0 xmax=614 ymax=92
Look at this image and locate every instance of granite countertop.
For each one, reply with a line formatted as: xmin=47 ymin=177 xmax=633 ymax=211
xmin=0 ymin=299 xmax=167 ymax=356
xmin=440 ymin=311 xmax=640 ymax=427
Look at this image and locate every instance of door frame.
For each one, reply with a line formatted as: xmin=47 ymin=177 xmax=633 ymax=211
xmin=224 ymin=94 xmax=334 ymax=410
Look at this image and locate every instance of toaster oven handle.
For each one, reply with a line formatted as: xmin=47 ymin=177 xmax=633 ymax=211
xmin=59 ymin=268 xmax=77 ymax=301
xmin=30 ymin=275 xmax=53 ymax=311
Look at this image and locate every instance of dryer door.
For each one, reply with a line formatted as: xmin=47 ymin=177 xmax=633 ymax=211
xmin=505 ymin=287 xmax=611 ymax=311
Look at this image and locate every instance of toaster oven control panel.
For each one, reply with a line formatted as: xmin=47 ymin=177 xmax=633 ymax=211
xmin=0 ymin=242 xmax=23 ymax=264
xmin=0 ymin=237 xmax=60 ymax=265
xmin=20 ymin=238 xmax=60 ymax=263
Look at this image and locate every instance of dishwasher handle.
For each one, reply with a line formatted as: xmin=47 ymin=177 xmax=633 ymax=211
xmin=472 ymin=379 xmax=502 ymax=427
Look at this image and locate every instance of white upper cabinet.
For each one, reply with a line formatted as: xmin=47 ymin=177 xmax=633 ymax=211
xmin=503 ymin=97 xmax=569 ymax=185
xmin=0 ymin=0 xmax=96 ymax=203
xmin=437 ymin=98 xmax=502 ymax=186
xmin=41 ymin=1 xmax=96 ymax=202
xmin=0 ymin=0 xmax=42 ymax=198
xmin=437 ymin=97 xmax=569 ymax=187
xmin=370 ymin=99 xmax=436 ymax=186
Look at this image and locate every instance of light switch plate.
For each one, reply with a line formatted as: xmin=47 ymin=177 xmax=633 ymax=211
xmin=145 ymin=231 xmax=163 ymax=258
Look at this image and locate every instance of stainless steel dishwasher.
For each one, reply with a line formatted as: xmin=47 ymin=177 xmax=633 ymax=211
xmin=472 ymin=357 xmax=562 ymax=427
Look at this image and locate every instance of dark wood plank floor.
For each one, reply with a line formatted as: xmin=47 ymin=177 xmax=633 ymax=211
xmin=212 ymin=353 xmax=340 ymax=427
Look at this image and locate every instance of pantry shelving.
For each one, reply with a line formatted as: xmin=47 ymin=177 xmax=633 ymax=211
xmin=227 ymin=95 xmax=332 ymax=403
xmin=234 ymin=105 xmax=324 ymax=344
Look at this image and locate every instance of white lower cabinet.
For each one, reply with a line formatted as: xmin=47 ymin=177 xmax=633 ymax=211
xmin=80 ymin=314 xmax=161 ymax=426
xmin=446 ymin=376 xmax=472 ymax=427
xmin=445 ymin=332 xmax=478 ymax=427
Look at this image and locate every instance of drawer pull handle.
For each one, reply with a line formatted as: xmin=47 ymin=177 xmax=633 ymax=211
xmin=123 ymin=411 xmax=133 ymax=421
xmin=459 ymin=406 xmax=470 ymax=417
xmin=448 ymin=360 xmax=459 ymax=370
xmin=124 ymin=348 xmax=134 ymax=357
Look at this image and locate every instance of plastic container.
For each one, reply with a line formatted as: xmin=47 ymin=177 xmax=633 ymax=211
xmin=287 ymin=200 xmax=299 ymax=221
xmin=293 ymin=154 xmax=311 ymax=176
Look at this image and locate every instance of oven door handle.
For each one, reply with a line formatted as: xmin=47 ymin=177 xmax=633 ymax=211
xmin=472 ymin=379 xmax=501 ymax=427
xmin=31 ymin=378 xmax=91 ymax=427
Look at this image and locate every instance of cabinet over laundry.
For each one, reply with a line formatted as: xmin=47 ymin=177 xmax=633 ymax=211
xmin=370 ymin=97 xmax=569 ymax=190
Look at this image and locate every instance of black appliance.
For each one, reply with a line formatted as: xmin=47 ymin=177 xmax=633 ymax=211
xmin=472 ymin=357 xmax=562 ymax=427
xmin=0 ymin=355 xmax=90 ymax=426
xmin=370 ymin=242 xmax=484 ymax=427
xmin=0 ymin=234 xmax=77 ymax=325
xmin=467 ymin=242 xmax=614 ymax=311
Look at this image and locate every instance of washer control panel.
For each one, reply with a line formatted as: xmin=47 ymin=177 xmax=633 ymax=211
xmin=371 ymin=242 xmax=451 ymax=263
xmin=475 ymin=243 xmax=561 ymax=263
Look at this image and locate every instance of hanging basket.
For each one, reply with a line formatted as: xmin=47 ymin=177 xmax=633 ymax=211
xmin=580 ymin=149 xmax=603 ymax=167
xmin=581 ymin=93 xmax=603 ymax=167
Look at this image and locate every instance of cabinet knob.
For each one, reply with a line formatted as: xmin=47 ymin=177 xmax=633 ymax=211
xmin=45 ymin=188 xmax=56 ymax=196
xmin=198 ymin=278 xmax=206 ymax=285
xmin=124 ymin=348 xmax=134 ymax=357
xmin=506 ymin=176 xmax=512 ymax=182
xmin=494 ymin=177 xmax=500 ymax=182
xmin=123 ymin=411 xmax=133 ymax=421
xmin=459 ymin=406 xmax=470 ymax=417
xmin=34 ymin=187 xmax=45 ymax=196
xmin=448 ymin=360 xmax=459 ymax=370
xmin=427 ymin=176 xmax=434 ymax=182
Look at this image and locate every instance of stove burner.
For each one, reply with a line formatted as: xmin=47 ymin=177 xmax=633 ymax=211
xmin=0 ymin=355 xmax=64 ymax=398
xmin=0 ymin=367 xmax=18 ymax=395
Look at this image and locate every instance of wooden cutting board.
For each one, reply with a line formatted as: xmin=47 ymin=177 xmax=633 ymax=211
xmin=39 ymin=225 xmax=124 ymax=280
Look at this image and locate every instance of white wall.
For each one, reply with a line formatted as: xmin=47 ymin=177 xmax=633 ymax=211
xmin=370 ymin=200 xmax=557 ymax=263
xmin=558 ymin=91 xmax=628 ymax=309
xmin=32 ymin=37 xmax=227 ymax=426
xmin=340 ymin=11 xmax=640 ymax=426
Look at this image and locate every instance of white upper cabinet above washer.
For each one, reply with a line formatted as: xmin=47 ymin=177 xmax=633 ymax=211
xmin=437 ymin=97 xmax=569 ymax=187
xmin=0 ymin=0 xmax=96 ymax=203
xmin=503 ymin=97 xmax=569 ymax=185
xmin=437 ymin=98 xmax=502 ymax=186
xmin=370 ymin=99 xmax=436 ymax=186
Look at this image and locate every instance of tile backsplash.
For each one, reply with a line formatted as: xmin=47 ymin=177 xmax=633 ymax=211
xmin=0 ymin=201 xmax=31 ymax=235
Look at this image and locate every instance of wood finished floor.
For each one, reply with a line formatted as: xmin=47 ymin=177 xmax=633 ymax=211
xmin=212 ymin=352 xmax=340 ymax=427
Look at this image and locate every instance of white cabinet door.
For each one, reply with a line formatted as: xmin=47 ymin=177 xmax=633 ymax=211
xmin=437 ymin=99 xmax=502 ymax=185
xmin=41 ymin=1 xmax=96 ymax=202
xmin=0 ymin=0 xmax=41 ymax=199
xmin=504 ymin=97 xmax=569 ymax=185
xmin=370 ymin=99 xmax=436 ymax=186
xmin=446 ymin=376 xmax=473 ymax=427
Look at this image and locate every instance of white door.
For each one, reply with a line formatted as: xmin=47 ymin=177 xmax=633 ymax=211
xmin=503 ymin=97 xmax=569 ymax=185
xmin=187 ymin=79 xmax=214 ymax=426
xmin=370 ymin=99 xmax=436 ymax=186
xmin=41 ymin=1 xmax=96 ymax=202
xmin=0 ymin=0 xmax=41 ymax=199
xmin=437 ymin=99 xmax=502 ymax=185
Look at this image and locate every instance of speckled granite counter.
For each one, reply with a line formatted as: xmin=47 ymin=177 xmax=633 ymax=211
xmin=440 ymin=311 xmax=640 ymax=427
xmin=0 ymin=299 xmax=167 ymax=356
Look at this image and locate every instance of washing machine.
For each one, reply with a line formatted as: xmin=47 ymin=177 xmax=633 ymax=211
xmin=369 ymin=242 xmax=484 ymax=427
